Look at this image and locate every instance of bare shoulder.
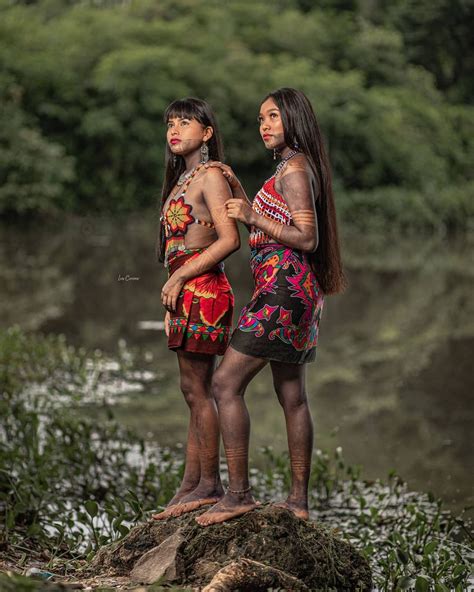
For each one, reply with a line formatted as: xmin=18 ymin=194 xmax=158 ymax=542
xmin=199 ymin=160 xmax=225 ymax=184
xmin=280 ymin=153 xmax=311 ymax=176
xmin=202 ymin=160 xmax=224 ymax=179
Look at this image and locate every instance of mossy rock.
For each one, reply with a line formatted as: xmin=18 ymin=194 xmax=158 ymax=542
xmin=87 ymin=504 xmax=372 ymax=591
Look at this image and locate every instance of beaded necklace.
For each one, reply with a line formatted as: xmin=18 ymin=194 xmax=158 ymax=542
xmin=264 ymin=149 xmax=300 ymax=184
xmin=161 ymin=163 xmax=215 ymax=266
xmin=275 ymin=149 xmax=300 ymax=175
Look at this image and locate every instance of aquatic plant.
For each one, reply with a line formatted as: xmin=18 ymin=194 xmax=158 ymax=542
xmin=0 ymin=326 xmax=471 ymax=590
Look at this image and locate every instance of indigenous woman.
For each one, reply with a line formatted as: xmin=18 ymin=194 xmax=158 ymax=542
xmin=197 ymin=87 xmax=346 ymax=526
xmin=152 ymin=98 xmax=240 ymax=520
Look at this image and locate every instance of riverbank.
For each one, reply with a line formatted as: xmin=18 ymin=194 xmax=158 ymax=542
xmin=0 ymin=327 xmax=471 ymax=590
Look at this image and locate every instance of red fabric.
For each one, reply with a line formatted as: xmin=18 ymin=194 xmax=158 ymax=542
xmin=167 ymin=250 xmax=234 ymax=355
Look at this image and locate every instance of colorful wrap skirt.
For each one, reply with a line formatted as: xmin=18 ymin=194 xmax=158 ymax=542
xmin=167 ymin=249 xmax=234 ymax=356
xmin=230 ymin=244 xmax=324 ymax=364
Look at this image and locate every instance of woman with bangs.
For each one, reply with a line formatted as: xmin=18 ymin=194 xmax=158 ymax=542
xmin=197 ymin=87 xmax=346 ymax=526
xmin=152 ymin=98 xmax=240 ymax=520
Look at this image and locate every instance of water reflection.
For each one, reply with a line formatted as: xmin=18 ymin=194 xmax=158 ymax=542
xmin=0 ymin=213 xmax=472 ymax=517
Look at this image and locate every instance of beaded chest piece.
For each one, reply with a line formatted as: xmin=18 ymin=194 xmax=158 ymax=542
xmin=249 ymin=152 xmax=300 ymax=249
xmin=161 ymin=164 xmax=215 ymax=266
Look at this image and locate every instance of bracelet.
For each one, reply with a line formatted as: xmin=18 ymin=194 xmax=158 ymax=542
xmin=227 ymin=485 xmax=251 ymax=495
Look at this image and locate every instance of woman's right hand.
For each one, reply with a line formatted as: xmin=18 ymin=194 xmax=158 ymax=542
xmin=205 ymin=162 xmax=244 ymax=197
xmin=164 ymin=311 xmax=170 ymax=337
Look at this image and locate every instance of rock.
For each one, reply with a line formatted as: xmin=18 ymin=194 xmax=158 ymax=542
xmin=87 ymin=504 xmax=372 ymax=591
xmin=129 ymin=529 xmax=184 ymax=584
xmin=24 ymin=567 xmax=54 ymax=580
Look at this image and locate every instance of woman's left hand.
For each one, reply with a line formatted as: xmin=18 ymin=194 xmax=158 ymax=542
xmin=225 ymin=198 xmax=255 ymax=225
xmin=161 ymin=272 xmax=185 ymax=313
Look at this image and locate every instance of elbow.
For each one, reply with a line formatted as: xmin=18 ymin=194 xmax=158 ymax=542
xmin=301 ymin=237 xmax=318 ymax=253
xmin=227 ymin=235 xmax=241 ymax=254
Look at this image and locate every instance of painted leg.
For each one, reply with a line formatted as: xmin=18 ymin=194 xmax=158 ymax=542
xmin=165 ymin=352 xmax=224 ymax=518
xmin=270 ymin=361 xmax=313 ymax=520
xmin=196 ymin=347 xmax=267 ymax=526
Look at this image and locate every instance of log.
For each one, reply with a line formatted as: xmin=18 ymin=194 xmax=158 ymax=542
xmin=203 ymin=557 xmax=310 ymax=591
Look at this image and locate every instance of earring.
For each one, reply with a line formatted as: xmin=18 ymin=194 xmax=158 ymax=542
xmin=172 ymin=154 xmax=177 ymax=167
xmin=273 ymin=149 xmax=279 ymax=160
xmin=293 ymin=138 xmax=300 ymax=150
xmin=200 ymin=142 xmax=209 ymax=164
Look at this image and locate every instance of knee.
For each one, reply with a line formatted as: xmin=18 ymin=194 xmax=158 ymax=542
xmin=180 ymin=376 xmax=204 ymax=408
xmin=211 ymin=368 xmax=234 ymax=407
xmin=274 ymin=382 xmax=308 ymax=412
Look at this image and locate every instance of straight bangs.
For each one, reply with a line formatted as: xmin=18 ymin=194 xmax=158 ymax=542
xmin=164 ymin=99 xmax=205 ymax=125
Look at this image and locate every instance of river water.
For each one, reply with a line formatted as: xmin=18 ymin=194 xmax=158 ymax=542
xmin=1 ymin=212 xmax=472 ymax=518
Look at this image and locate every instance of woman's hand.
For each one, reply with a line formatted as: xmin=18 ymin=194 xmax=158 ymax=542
xmin=205 ymin=162 xmax=245 ymax=198
xmin=225 ymin=198 xmax=255 ymax=226
xmin=164 ymin=311 xmax=170 ymax=337
xmin=161 ymin=272 xmax=185 ymax=313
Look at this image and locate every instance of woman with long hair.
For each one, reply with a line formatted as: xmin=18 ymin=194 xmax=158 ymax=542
xmin=196 ymin=87 xmax=346 ymax=526
xmin=152 ymin=97 xmax=240 ymax=520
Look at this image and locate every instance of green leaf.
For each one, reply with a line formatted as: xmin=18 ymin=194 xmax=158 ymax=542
xmin=423 ymin=541 xmax=437 ymax=555
xmin=118 ymin=524 xmax=129 ymax=537
xmin=397 ymin=576 xmax=415 ymax=590
xmin=415 ymin=575 xmax=430 ymax=592
xmin=397 ymin=548 xmax=409 ymax=564
xmin=452 ymin=565 xmax=466 ymax=577
xmin=84 ymin=500 xmax=98 ymax=518
xmin=434 ymin=584 xmax=449 ymax=592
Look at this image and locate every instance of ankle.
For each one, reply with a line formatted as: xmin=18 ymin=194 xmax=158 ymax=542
xmin=178 ymin=480 xmax=200 ymax=492
xmin=287 ymin=494 xmax=308 ymax=508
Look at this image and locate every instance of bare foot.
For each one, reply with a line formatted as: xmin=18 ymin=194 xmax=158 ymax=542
xmin=165 ymin=484 xmax=225 ymax=518
xmin=196 ymin=491 xmax=259 ymax=526
xmin=151 ymin=483 xmax=198 ymax=520
xmin=272 ymin=499 xmax=309 ymax=520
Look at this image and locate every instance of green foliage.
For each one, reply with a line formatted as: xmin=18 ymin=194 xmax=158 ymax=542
xmin=338 ymin=182 xmax=474 ymax=234
xmin=391 ymin=0 xmax=474 ymax=103
xmin=0 ymin=326 xmax=472 ymax=589
xmin=0 ymin=79 xmax=75 ymax=215
xmin=0 ymin=0 xmax=472 ymax=229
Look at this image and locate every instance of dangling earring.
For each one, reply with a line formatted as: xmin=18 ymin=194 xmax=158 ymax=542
xmin=293 ymin=138 xmax=300 ymax=150
xmin=273 ymin=148 xmax=279 ymax=160
xmin=200 ymin=142 xmax=209 ymax=164
xmin=172 ymin=154 xmax=177 ymax=167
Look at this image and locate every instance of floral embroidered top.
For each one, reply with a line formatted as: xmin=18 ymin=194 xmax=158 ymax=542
xmin=248 ymin=175 xmax=292 ymax=249
xmin=160 ymin=165 xmax=215 ymax=267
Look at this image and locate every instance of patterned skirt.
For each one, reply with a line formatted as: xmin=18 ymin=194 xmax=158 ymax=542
xmin=166 ymin=249 xmax=234 ymax=356
xmin=230 ymin=244 xmax=324 ymax=364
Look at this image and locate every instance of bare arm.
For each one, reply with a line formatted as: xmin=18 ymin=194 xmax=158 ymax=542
xmin=226 ymin=160 xmax=318 ymax=252
xmin=161 ymin=168 xmax=240 ymax=311
xmin=177 ymin=168 xmax=240 ymax=280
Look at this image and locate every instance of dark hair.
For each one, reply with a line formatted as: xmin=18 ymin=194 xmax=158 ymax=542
xmin=262 ymin=87 xmax=346 ymax=294
xmin=156 ymin=97 xmax=224 ymax=262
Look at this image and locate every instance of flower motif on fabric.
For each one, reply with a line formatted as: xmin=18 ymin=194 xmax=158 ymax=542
xmin=184 ymin=272 xmax=234 ymax=326
xmin=238 ymin=304 xmax=278 ymax=337
xmin=165 ymin=197 xmax=194 ymax=235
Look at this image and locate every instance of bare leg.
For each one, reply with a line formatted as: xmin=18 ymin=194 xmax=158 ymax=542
xmin=196 ymin=347 xmax=267 ymax=526
xmin=270 ymin=361 xmax=313 ymax=520
xmin=152 ymin=351 xmax=223 ymax=519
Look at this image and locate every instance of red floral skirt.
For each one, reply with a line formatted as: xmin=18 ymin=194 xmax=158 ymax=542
xmin=167 ymin=250 xmax=234 ymax=356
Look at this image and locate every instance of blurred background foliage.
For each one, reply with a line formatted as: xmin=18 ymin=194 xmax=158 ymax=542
xmin=0 ymin=0 xmax=472 ymax=231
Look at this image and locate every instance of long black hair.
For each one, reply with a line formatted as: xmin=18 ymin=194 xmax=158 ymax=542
xmin=262 ymin=87 xmax=346 ymax=294
xmin=156 ymin=97 xmax=224 ymax=262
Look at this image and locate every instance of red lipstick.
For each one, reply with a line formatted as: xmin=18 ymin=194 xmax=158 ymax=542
xmin=170 ymin=139 xmax=181 ymax=145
